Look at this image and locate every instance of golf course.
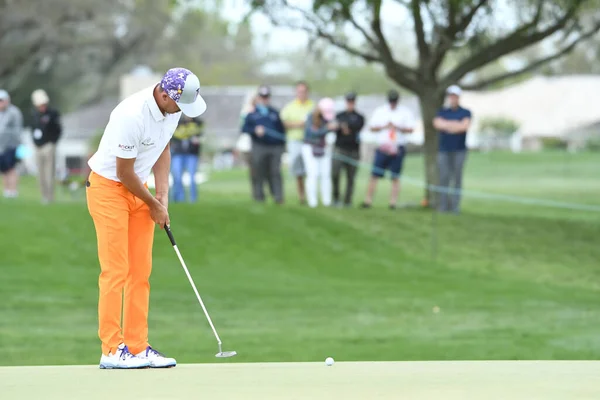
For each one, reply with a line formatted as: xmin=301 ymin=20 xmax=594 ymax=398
xmin=1 ymin=151 xmax=600 ymax=398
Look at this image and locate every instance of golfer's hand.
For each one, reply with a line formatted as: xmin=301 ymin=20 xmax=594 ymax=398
xmin=150 ymin=202 xmax=170 ymax=228
xmin=155 ymin=193 xmax=169 ymax=210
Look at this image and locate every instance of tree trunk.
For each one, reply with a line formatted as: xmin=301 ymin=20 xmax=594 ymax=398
xmin=418 ymin=93 xmax=442 ymax=208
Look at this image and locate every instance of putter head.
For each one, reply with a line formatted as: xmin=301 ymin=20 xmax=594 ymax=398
xmin=215 ymin=350 xmax=237 ymax=358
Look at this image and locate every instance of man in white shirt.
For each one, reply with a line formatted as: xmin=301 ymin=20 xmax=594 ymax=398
xmin=86 ymin=67 xmax=207 ymax=369
xmin=360 ymin=90 xmax=414 ymax=209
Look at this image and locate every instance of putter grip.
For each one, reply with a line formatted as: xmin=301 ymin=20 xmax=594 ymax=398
xmin=165 ymin=225 xmax=176 ymax=246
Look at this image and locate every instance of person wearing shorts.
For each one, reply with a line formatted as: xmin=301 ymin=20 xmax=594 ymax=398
xmin=86 ymin=67 xmax=207 ymax=369
xmin=361 ymin=90 xmax=415 ymax=209
xmin=0 ymin=89 xmax=23 ymax=198
xmin=281 ymin=81 xmax=314 ymax=204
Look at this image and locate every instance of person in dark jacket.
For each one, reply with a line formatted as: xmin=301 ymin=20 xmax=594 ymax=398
xmin=31 ymin=89 xmax=62 ymax=204
xmin=433 ymin=85 xmax=472 ymax=214
xmin=241 ymin=85 xmax=286 ymax=204
xmin=332 ymin=92 xmax=364 ymax=207
xmin=170 ymin=115 xmax=204 ymax=203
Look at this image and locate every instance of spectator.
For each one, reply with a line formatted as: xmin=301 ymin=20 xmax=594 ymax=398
xmin=433 ymin=85 xmax=472 ymax=214
xmin=332 ymin=92 xmax=365 ymax=207
xmin=170 ymin=114 xmax=204 ymax=203
xmin=361 ymin=90 xmax=415 ymax=209
xmin=237 ymin=94 xmax=256 ymax=196
xmin=303 ymin=97 xmax=338 ymax=208
xmin=281 ymin=81 xmax=314 ymax=205
xmin=0 ymin=89 xmax=23 ymax=198
xmin=242 ymin=85 xmax=286 ymax=204
xmin=31 ymin=89 xmax=62 ymax=204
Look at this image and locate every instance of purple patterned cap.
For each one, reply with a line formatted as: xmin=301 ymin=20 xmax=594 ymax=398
xmin=160 ymin=67 xmax=207 ymax=117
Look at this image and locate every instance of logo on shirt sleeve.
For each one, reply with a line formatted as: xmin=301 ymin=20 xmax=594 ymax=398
xmin=141 ymin=138 xmax=155 ymax=147
xmin=118 ymin=144 xmax=135 ymax=151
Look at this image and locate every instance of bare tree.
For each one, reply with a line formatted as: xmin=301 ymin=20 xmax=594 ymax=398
xmin=251 ymin=0 xmax=600 ymax=205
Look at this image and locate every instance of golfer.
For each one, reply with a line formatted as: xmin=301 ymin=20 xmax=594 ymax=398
xmin=86 ymin=67 xmax=207 ymax=369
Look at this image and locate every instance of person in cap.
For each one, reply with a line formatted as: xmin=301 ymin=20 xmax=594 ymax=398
xmin=302 ymin=97 xmax=338 ymax=208
xmin=241 ymin=85 xmax=286 ymax=204
xmin=31 ymin=89 xmax=62 ymax=204
xmin=361 ymin=89 xmax=415 ymax=209
xmin=332 ymin=92 xmax=365 ymax=207
xmin=281 ymin=81 xmax=314 ymax=204
xmin=433 ymin=85 xmax=472 ymax=213
xmin=86 ymin=67 xmax=207 ymax=369
xmin=0 ymin=89 xmax=23 ymax=198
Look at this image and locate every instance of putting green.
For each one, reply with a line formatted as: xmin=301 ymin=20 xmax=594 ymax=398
xmin=1 ymin=361 xmax=599 ymax=399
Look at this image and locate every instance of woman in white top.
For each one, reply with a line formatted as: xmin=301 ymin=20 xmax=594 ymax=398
xmin=302 ymin=98 xmax=338 ymax=208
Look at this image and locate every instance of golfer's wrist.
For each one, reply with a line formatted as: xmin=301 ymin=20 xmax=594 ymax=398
xmin=148 ymin=197 xmax=163 ymax=210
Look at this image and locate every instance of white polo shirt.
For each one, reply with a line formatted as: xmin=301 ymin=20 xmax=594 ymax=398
xmin=88 ymin=86 xmax=181 ymax=182
xmin=368 ymin=103 xmax=415 ymax=146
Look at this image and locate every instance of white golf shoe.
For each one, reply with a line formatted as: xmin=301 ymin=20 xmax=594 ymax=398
xmin=99 ymin=343 xmax=150 ymax=369
xmin=135 ymin=346 xmax=177 ymax=368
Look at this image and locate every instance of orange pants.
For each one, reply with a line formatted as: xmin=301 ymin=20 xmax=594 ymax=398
xmin=86 ymin=172 xmax=155 ymax=355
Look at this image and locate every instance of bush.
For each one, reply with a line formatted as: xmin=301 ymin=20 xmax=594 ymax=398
xmin=585 ymin=136 xmax=600 ymax=152
xmin=540 ymin=137 xmax=568 ymax=150
xmin=478 ymin=117 xmax=519 ymax=138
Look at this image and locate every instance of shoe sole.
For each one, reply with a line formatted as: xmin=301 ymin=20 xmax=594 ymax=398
xmin=149 ymin=364 xmax=177 ymax=369
xmin=99 ymin=364 xmax=150 ymax=370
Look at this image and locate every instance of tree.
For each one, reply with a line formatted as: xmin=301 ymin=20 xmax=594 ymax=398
xmin=150 ymin=11 xmax=263 ymax=86
xmin=0 ymin=0 xmax=171 ymax=113
xmin=251 ymin=0 xmax=600 ymax=205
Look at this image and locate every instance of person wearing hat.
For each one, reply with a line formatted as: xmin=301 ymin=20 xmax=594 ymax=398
xmin=332 ymin=92 xmax=365 ymax=207
xmin=31 ymin=89 xmax=62 ymax=204
xmin=361 ymin=89 xmax=415 ymax=209
xmin=433 ymin=85 xmax=472 ymax=213
xmin=0 ymin=89 xmax=23 ymax=198
xmin=302 ymin=97 xmax=338 ymax=208
xmin=281 ymin=81 xmax=314 ymax=205
xmin=86 ymin=67 xmax=207 ymax=369
xmin=241 ymin=85 xmax=287 ymax=204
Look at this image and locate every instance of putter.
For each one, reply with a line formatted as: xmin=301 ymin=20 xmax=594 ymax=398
xmin=164 ymin=225 xmax=237 ymax=358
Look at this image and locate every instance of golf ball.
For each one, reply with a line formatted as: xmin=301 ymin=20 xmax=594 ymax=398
xmin=325 ymin=357 xmax=334 ymax=366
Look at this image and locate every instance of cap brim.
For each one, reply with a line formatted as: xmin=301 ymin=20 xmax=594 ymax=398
xmin=178 ymin=94 xmax=207 ymax=118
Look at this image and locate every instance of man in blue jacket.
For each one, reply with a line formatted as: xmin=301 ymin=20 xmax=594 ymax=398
xmin=433 ymin=85 xmax=472 ymax=214
xmin=242 ymin=85 xmax=286 ymax=203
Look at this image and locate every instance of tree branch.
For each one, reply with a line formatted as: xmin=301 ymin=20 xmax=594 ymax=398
xmin=453 ymin=0 xmax=489 ymax=33
xmin=264 ymin=6 xmax=381 ymax=63
xmin=371 ymin=0 xmax=420 ymax=92
xmin=461 ymin=22 xmax=600 ymax=90
xmin=410 ymin=0 xmax=430 ymax=63
xmin=342 ymin=5 xmax=378 ymax=49
xmin=442 ymin=2 xmax=585 ymax=87
xmin=430 ymin=0 xmax=489 ymax=77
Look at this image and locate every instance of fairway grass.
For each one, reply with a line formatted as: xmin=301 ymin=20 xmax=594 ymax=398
xmin=2 ymin=361 xmax=600 ymax=399
xmin=1 ymin=151 xmax=599 ymax=366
